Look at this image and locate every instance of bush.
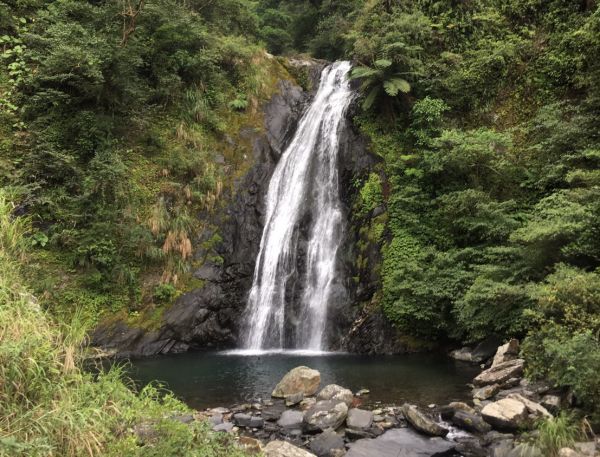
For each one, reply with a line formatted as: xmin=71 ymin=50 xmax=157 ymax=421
xmin=0 ymin=192 xmax=246 ymax=457
xmin=153 ymin=283 xmax=178 ymax=303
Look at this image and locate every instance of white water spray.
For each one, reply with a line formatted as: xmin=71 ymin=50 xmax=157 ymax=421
xmin=242 ymin=61 xmax=353 ymax=351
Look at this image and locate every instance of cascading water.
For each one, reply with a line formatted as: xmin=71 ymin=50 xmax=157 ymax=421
xmin=242 ymin=61 xmax=353 ymax=352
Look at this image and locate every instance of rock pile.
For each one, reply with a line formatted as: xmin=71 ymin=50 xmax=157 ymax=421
xmin=157 ymin=340 xmax=598 ymax=457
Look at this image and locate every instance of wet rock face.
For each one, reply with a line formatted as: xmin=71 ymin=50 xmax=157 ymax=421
xmin=91 ymin=60 xmax=390 ymax=357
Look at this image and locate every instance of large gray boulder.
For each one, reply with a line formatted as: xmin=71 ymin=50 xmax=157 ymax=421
xmin=309 ymin=429 xmax=346 ymax=457
xmin=401 ymin=404 xmax=449 ymax=437
xmin=474 ymin=359 xmax=525 ymax=386
xmin=481 ymin=398 xmax=528 ymax=431
xmin=317 ymin=384 xmax=354 ymax=407
xmin=304 ymin=400 xmax=349 ymax=432
xmin=347 ymin=408 xmax=374 ymax=430
xmin=346 ymin=427 xmax=455 ymax=457
xmin=451 ymin=410 xmax=492 ymax=434
xmin=272 ymin=366 xmax=321 ymax=398
xmin=278 ymin=410 xmax=305 ymax=430
xmin=264 ymin=440 xmax=317 ymax=457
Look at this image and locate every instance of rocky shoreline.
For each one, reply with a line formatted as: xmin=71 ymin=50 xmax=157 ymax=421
xmin=133 ymin=340 xmax=598 ymax=457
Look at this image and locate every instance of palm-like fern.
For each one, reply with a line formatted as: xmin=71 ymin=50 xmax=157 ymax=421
xmin=350 ymin=59 xmax=411 ymax=110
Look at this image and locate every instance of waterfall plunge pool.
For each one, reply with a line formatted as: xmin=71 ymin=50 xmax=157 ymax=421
xmin=118 ymin=352 xmax=480 ymax=410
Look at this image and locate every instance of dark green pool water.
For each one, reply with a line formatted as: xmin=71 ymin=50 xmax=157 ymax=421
xmin=122 ymin=351 xmax=480 ymax=410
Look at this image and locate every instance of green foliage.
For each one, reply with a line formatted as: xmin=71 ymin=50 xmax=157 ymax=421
xmin=356 ymin=173 xmax=384 ymax=218
xmin=0 ymin=192 xmax=246 ymax=456
xmin=153 ymin=283 xmax=177 ymax=304
xmin=347 ymin=1 xmax=600 ymax=414
xmin=534 ymin=413 xmax=584 ymax=457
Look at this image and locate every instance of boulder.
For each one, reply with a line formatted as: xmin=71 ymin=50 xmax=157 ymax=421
xmin=212 ymin=422 xmax=234 ymax=433
xmin=347 ymin=408 xmax=374 ymax=430
xmin=448 ymin=402 xmax=477 ymax=415
xmin=317 ymin=384 xmax=354 ymax=407
xmin=506 ymin=393 xmax=551 ymax=418
xmin=249 ymin=416 xmax=264 ymax=428
xmin=310 ymin=429 xmax=345 ymax=457
xmin=209 ymin=413 xmax=223 ymax=426
xmin=401 ymin=404 xmax=449 ymax=437
xmin=264 ymin=403 xmax=287 ymax=421
xmin=345 ymin=427 xmax=455 ymax=457
xmin=541 ymin=394 xmax=562 ymax=414
xmin=273 ymin=366 xmax=321 ymax=398
xmin=278 ymin=410 xmax=304 ymax=430
xmin=233 ymin=413 xmax=252 ymax=427
xmin=239 ymin=436 xmax=262 ymax=453
xmin=304 ymin=400 xmax=349 ymax=432
xmin=451 ymin=410 xmax=492 ymax=434
xmin=286 ymin=392 xmax=304 ymax=406
xmin=264 ymin=440 xmax=317 ymax=457
xmin=481 ymin=398 xmax=528 ymax=430
xmin=474 ymin=359 xmax=525 ymax=387
xmin=473 ymin=384 xmax=501 ymax=401
xmin=492 ymin=339 xmax=520 ymax=367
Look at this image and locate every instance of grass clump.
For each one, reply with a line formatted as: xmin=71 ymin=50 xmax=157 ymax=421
xmin=0 ymin=191 xmax=248 ymax=457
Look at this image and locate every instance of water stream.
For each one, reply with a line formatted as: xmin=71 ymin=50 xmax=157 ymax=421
xmin=243 ymin=61 xmax=353 ymax=351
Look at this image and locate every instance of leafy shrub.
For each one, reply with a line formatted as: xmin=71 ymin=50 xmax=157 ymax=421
xmin=153 ymin=283 xmax=177 ymax=303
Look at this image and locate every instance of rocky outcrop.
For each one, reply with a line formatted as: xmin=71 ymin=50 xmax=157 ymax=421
xmin=91 ymin=57 xmax=393 ymax=356
xmin=481 ymin=398 xmax=528 ymax=431
xmin=272 ymin=366 xmax=321 ymax=398
xmin=474 ymin=359 xmax=525 ymax=386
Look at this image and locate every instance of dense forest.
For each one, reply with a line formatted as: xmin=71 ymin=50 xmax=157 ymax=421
xmin=1 ymin=0 xmax=599 ymax=455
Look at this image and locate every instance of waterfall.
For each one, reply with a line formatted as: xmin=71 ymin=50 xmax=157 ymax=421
xmin=242 ymin=61 xmax=353 ymax=351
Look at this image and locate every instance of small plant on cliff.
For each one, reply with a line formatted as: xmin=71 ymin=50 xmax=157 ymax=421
xmin=350 ymin=59 xmax=411 ymax=111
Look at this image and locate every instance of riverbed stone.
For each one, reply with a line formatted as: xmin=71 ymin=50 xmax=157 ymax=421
xmin=209 ymin=413 xmax=223 ymax=426
xmin=317 ymin=384 xmax=354 ymax=407
xmin=401 ymin=404 xmax=449 ymax=437
xmin=347 ymin=408 xmax=374 ymax=430
xmin=286 ymin=392 xmax=304 ymax=406
xmin=451 ymin=410 xmax=492 ymax=434
xmin=474 ymin=359 xmax=525 ymax=386
xmin=249 ymin=416 xmax=264 ymax=428
xmin=212 ymin=422 xmax=234 ymax=433
xmin=309 ymin=429 xmax=345 ymax=457
xmin=474 ymin=384 xmax=501 ymax=400
xmin=492 ymin=339 xmax=520 ymax=368
xmin=304 ymin=400 xmax=349 ymax=432
xmin=345 ymin=427 xmax=455 ymax=457
xmin=278 ymin=410 xmax=304 ymax=429
xmin=264 ymin=407 xmax=286 ymax=422
xmin=272 ymin=366 xmax=321 ymax=398
xmin=481 ymin=398 xmax=528 ymax=430
xmin=233 ymin=413 xmax=252 ymax=427
xmin=449 ymin=401 xmax=477 ymax=415
xmin=264 ymin=440 xmax=317 ymax=457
